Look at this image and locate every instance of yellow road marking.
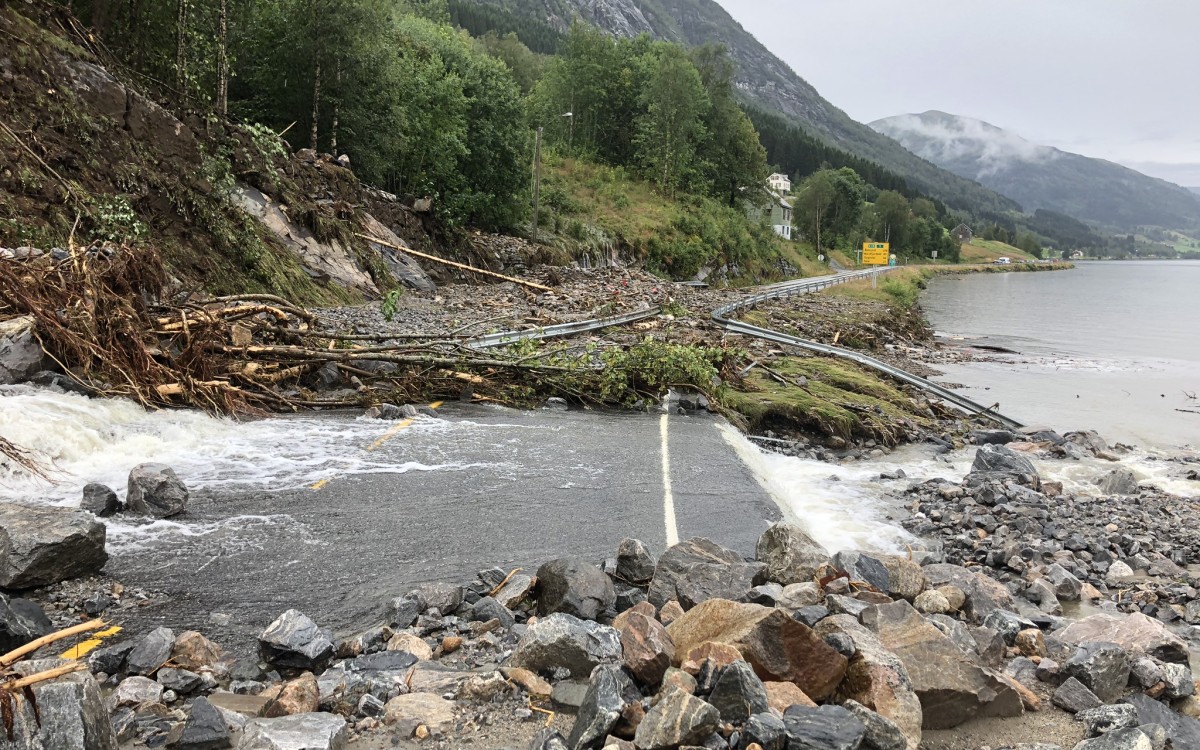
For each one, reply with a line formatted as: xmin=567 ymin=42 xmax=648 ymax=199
xmin=60 ymin=625 xmax=123 ymax=659
xmin=310 ymin=478 xmax=330 ymax=491
xmin=429 ymin=401 xmax=444 ymax=409
xmin=311 ymin=402 xmax=441 ymax=490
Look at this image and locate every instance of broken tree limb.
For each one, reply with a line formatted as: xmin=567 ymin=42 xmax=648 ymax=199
xmin=2 ymin=662 xmax=88 ymax=690
xmin=0 ymin=619 xmax=107 ymax=666
xmin=355 ymin=233 xmax=553 ymax=293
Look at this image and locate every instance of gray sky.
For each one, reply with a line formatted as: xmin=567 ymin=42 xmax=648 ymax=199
xmin=714 ymin=0 xmax=1200 ymax=186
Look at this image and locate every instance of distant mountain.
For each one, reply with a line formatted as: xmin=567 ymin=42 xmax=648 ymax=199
xmin=871 ymin=111 xmax=1200 ymax=231
xmin=1190 ymin=187 xmax=1200 ymax=196
xmin=456 ymin=0 xmax=1019 ymax=216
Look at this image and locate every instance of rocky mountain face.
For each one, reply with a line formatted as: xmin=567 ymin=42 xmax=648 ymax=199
xmin=469 ymin=0 xmax=1018 ymax=215
xmin=872 ymin=111 xmax=1200 ymax=231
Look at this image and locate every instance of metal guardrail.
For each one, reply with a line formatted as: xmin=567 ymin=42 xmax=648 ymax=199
xmin=465 ymin=306 xmax=662 ymax=349
xmin=711 ymin=268 xmax=1024 ymax=430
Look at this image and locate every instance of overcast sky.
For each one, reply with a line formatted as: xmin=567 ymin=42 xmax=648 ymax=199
xmin=714 ymin=0 xmax=1200 ymax=186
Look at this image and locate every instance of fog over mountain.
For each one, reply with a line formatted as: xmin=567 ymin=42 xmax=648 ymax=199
xmin=872 ymin=111 xmax=1200 ymax=232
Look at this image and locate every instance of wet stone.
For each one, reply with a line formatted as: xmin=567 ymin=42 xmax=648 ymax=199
xmin=126 ymin=627 xmax=175 ymax=676
xmin=1052 ymin=677 xmax=1104 ymax=714
xmin=1076 ymin=704 xmax=1140 ymax=738
xmin=707 ymin=660 xmax=769 ymax=723
xmin=781 ymin=704 xmax=866 ymax=750
xmin=258 ymin=609 xmax=335 ymax=671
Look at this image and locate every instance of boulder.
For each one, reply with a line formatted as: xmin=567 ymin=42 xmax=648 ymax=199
xmin=5 ymin=658 xmax=117 ymax=750
xmin=0 ymin=316 xmax=46 ymax=383
xmin=126 ymin=626 xmax=175 ymax=676
xmin=239 ymin=713 xmax=348 ymax=750
xmin=0 ymin=592 xmax=52 ymax=652
xmin=384 ymin=592 xmax=425 ymax=629
xmin=1097 ymin=469 xmax=1139 ymax=496
xmin=510 ymin=613 xmax=622 ymax=678
xmin=81 ymin=483 xmax=120 ymax=517
xmin=913 ymin=590 xmax=950 ymax=615
xmin=1045 ymin=564 xmax=1084 ymax=601
xmin=665 ymin=598 xmax=847 ymax=702
xmin=1062 ymin=643 xmax=1130 ymax=704
xmin=536 ymin=557 xmax=615 ymax=621
xmin=1052 ymin=677 xmax=1103 ymax=714
xmin=470 ymin=596 xmax=514 ymax=629
xmin=763 ymin=680 xmax=816 ymax=712
xmin=0 ymin=502 xmax=108 ymax=588
xmin=566 ymin=664 xmax=640 ymax=750
xmin=258 ymin=610 xmax=335 ymax=671
xmin=646 ymin=538 xmax=744 ymax=608
xmin=617 ymin=611 xmax=674 ymax=687
xmin=709 ymin=659 xmax=769 ymax=722
xmin=172 ymin=631 xmax=225 ymax=671
xmin=112 ymin=675 xmax=164 ymax=707
xmin=493 ymin=574 xmax=535 ymax=610
xmin=157 ymin=667 xmax=202 ymax=694
xmin=843 ymin=699 xmax=908 ymax=750
xmin=262 ymin=672 xmax=320 ymax=717
xmin=970 ymin=444 xmax=1040 ymax=485
xmin=382 ymin=693 xmax=455 ymax=733
xmin=1076 ymin=704 xmax=1140 ymax=737
xmin=166 ymin=696 xmax=232 ymax=749
xmin=922 ymin=563 xmax=1015 ymax=622
xmin=615 ymin=538 xmax=657 ymax=584
xmin=860 ymin=600 xmax=1022 ymax=729
xmin=814 ymin=614 xmax=921 ymax=750
xmin=1054 ymin=613 xmax=1187 ymax=664
xmin=675 ymin=561 xmax=767 ymax=610
xmin=412 ymin=582 xmax=462 ymax=615
xmin=1072 ymin=728 xmax=1155 ymax=750
xmin=743 ymin=712 xmax=788 ymax=750
xmin=126 ymin=463 xmax=189 ymax=518
xmin=1120 ymin=692 xmax=1200 ymax=749
xmin=632 ymin=687 xmax=719 ymax=750
xmin=755 ymin=523 xmax=831 ymax=586
xmin=781 ymin=704 xmax=866 ymax=750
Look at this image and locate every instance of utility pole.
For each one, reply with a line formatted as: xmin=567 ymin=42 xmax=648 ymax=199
xmin=532 ymin=127 xmax=543 ymax=232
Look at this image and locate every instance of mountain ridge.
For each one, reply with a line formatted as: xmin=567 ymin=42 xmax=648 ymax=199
xmin=872 ymin=110 xmax=1200 ymax=231
xmin=462 ymin=0 xmax=1020 ymax=215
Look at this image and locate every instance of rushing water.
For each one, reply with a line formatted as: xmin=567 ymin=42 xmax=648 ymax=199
xmin=922 ymin=261 xmax=1200 ymax=449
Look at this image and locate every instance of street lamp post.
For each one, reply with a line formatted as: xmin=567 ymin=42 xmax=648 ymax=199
xmin=562 ymin=111 xmax=573 ymax=153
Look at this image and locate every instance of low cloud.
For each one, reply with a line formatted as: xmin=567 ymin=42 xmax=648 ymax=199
xmin=873 ymin=111 xmax=1059 ymax=178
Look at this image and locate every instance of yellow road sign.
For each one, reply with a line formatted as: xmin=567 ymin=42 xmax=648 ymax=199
xmin=862 ymin=242 xmax=890 ymax=265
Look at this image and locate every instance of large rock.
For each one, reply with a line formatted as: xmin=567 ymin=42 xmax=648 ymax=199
xmin=1051 ymin=677 xmax=1103 ymax=714
xmin=843 ymin=699 xmax=908 ymax=750
xmin=674 ymin=560 xmax=767 ymax=610
xmin=126 ymin=463 xmax=189 ymax=518
xmin=536 ymin=557 xmax=615 ymax=621
xmin=1054 ymin=613 xmax=1188 ymax=664
xmin=781 ymin=704 xmax=866 ymax=750
xmin=258 ymin=610 xmax=335 ymax=671
xmin=5 ymin=658 xmax=117 ymax=750
xmin=382 ymin=693 xmax=455 ymax=733
xmin=166 ymin=696 xmax=232 ymax=749
xmin=707 ymin=659 xmax=769 ymax=722
xmin=1072 ymin=728 xmax=1155 ymax=750
xmin=510 ymin=613 xmax=622 ymax=678
xmin=1097 ymin=469 xmax=1139 ymax=496
xmin=632 ymin=687 xmax=719 ymax=750
xmin=922 ymin=563 xmax=1015 ymax=622
xmin=173 ymin=631 xmax=226 ymax=671
xmin=860 ymin=600 xmax=1023 ymax=729
xmin=566 ymin=664 xmax=640 ymax=750
xmin=665 ymin=598 xmax=847 ymax=702
xmin=617 ymin=611 xmax=674 ymax=687
xmin=81 ymin=483 xmax=121 ymax=517
xmin=126 ymin=626 xmax=175 ymax=676
xmin=814 ymin=615 xmax=922 ymax=750
xmin=1062 ymin=643 xmax=1130 ymax=704
xmin=0 ymin=592 xmax=52 ymax=652
xmin=238 ymin=713 xmax=348 ymax=750
xmin=1120 ymin=692 xmax=1200 ymax=749
xmin=970 ymin=444 xmax=1040 ymax=485
xmin=0 ymin=316 xmax=46 ymax=384
xmin=755 ymin=523 xmax=831 ymax=586
xmin=615 ymin=538 xmax=656 ymax=584
xmin=646 ymin=538 xmax=744 ymax=608
xmin=833 ymin=552 xmax=926 ymax=601
xmin=0 ymin=502 xmax=108 ymax=588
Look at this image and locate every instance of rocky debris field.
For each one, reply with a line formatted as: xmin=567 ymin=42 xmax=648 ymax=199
xmin=2 ymin=439 xmax=1200 ymax=750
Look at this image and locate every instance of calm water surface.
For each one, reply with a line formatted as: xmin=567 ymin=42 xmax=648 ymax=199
xmin=922 ymin=261 xmax=1200 ymax=449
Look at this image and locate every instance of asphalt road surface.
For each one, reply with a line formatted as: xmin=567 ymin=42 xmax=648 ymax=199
xmin=106 ymin=404 xmax=783 ymax=649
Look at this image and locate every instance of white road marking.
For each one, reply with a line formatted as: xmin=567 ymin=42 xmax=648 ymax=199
xmin=660 ymin=413 xmax=679 ymax=546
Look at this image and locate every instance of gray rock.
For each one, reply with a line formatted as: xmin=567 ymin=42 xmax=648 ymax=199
xmin=510 ymin=613 xmax=622 ymax=678
xmin=707 ymin=660 xmax=768 ymax=722
xmin=922 ymin=563 xmax=1015 ymax=622
xmin=1052 ymin=677 xmax=1103 ymax=714
xmin=112 ymin=675 xmax=164 ymax=707
xmin=792 ymin=605 xmax=830 ymax=628
xmin=1160 ymin=662 xmax=1194 ymax=699
xmin=832 ymin=551 xmax=890 ymax=592
xmin=7 ymin=658 xmax=117 ymax=749
xmin=126 ymin=626 xmax=175 ymax=676
xmin=1096 ymin=469 xmax=1139 ymax=496
xmin=166 ymin=696 xmax=232 ymax=749
xmin=536 ymin=557 xmax=615 ymax=621
xmin=1120 ymin=693 xmax=1200 ymax=749
xmin=647 ymin=537 xmax=743 ymax=608
xmin=1076 ymin=704 xmax=1139 ymax=738
xmin=158 ymin=667 xmax=203 ymax=694
xmin=238 ymin=712 xmax=348 ymax=750
xmin=633 ymin=687 xmax=720 ymax=750
xmin=0 ymin=592 xmax=52 ymax=652
xmin=1071 ymin=727 xmax=1154 ymax=750
xmin=781 ymin=704 xmax=867 ymax=750
xmin=413 ymin=582 xmax=462 ymax=615
xmin=755 ymin=523 xmax=831 ymax=587
xmin=527 ymin=728 xmax=571 ymax=750
xmin=743 ymin=712 xmax=787 ymax=750
xmin=970 ymin=444 xmax=1040 ymax=484
xmin=675 ymin=561 xmax=766 ymax=610
xmin=1063 ymin=643 xmax=1130 ymax=703
xmin=385 ymin=592 xmax=425 ymax=629
xmin=1045 ymin=563 xmax=1084 ymax=601
xmin=550 ymin=679 xmax=589 ymax=711
xmin=126 ymin=463 xmax=188 ymax=518
xmin=81 ymin=483 xmax=121 ymax=517
xmin=89 ymin=640 xmax=134 ymax=675
xmin=0 ymin=502 xmax=108 ymax=588
xmin=981 ymin=610 xmax=1038 ymax=645
xmin=470 ymin=596 xmax=515 ymax=628
xmin=1127 ymin=657 xmax=1162 ymax=690
xmin=357 ymin=694 xmax=385 ymax=718
xmin=258 ymin=609 xmax=335 ymax=670
xmin=615 ymin=538 xmax=656 ymax=584
xmin=842 ymin=699 xmax=907 ymax=750
xmin=566 ymin=664 xmax=639 ymax=750
xmin=0 ymin=316 xmax=46 ymax=383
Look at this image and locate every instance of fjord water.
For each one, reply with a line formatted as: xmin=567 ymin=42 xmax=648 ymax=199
xmin=922 ymin=261 xmax=1200 ymax=449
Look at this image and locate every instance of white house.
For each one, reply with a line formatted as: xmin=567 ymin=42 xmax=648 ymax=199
xmin=772 ymin=196 xmax=793 ymax=240
xmin=768 ymin=172 xmax=792 ymax=195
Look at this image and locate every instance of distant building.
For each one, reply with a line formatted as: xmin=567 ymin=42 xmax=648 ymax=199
xmin=768 ymin=172 xmax=792 ymax=195
xmin=772 ymin=197 xmax=793 ymax=240
xmin=951 ymin=223 xmax=974 ymax=243
xmin=1070 ymin=250 xmax=1085 ymax=259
